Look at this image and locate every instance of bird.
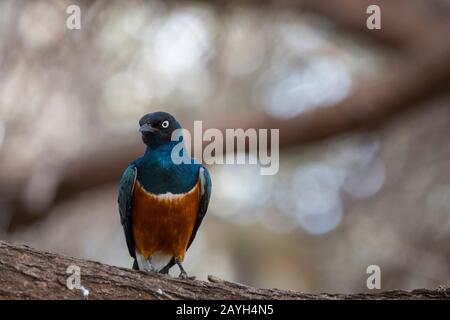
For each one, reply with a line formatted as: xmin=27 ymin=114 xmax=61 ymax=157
xmin=118 ymin=111 xmax=211 ymax=279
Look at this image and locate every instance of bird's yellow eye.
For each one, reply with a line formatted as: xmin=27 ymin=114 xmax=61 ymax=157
xmin=161 ymin=120 xmax=169 ymax=129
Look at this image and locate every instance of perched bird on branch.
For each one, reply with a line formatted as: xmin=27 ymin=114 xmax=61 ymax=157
xmin=118 ymin=112 xmax=211 ymax=279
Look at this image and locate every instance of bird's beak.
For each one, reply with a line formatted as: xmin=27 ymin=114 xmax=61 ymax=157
xmin=139 ymin=123 xmax=157 ymax=133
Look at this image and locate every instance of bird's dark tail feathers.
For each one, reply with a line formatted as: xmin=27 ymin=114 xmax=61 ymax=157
xmin=132 ymin=259 xmax=139 ymax=270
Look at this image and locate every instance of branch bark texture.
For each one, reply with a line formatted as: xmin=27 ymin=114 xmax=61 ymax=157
xmin=0 ymin=241 xmax=448 ymax=300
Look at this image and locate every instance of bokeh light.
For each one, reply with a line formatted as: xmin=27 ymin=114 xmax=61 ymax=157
xmin=1 ymin=0 xmax=447 ymax=294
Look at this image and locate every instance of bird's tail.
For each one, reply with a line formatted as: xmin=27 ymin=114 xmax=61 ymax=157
xmin=132 ymin=259 xmax=139 ymax=270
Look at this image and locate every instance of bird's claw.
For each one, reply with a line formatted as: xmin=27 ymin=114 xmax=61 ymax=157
xmin=179 ymin=271 xmax=195 ymax=280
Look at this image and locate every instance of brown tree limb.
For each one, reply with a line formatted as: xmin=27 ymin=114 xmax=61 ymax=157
xmin=211 ymin=41 xmax=450 ymax=150
xmin=0 ymin=241 xmax=448 ymax=299
xmin=194 ymin=0 xmax=449 ymax=49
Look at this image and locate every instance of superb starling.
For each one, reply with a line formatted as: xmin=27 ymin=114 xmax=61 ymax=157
xmin=118 ymin=112 xmax=212 ymax=278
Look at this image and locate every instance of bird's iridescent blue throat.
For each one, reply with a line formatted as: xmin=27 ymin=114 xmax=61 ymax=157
xmin=133 ymin=142 xmax=200 ymax=195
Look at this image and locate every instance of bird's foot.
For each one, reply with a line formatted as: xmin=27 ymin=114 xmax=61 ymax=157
xmin=175 ymin=257 xmax=195 ymax=280
xmin=179 ymin=271 xmax=196 ymax=280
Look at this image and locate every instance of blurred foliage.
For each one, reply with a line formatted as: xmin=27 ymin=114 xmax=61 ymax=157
xmin=0 ymin=0 xmax=449 ymax=292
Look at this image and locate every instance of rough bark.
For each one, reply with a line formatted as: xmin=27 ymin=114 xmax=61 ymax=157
xmin=0 ymin=241 xmax=448 ymax=300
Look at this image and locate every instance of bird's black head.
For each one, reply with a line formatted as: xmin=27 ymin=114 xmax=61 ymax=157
xmin=139 ymin=111 xmax=181 ymax=149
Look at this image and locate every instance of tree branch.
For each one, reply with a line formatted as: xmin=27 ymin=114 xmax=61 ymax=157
xmin=193 ymin=0 xmax=449 ymax=48
xmin=0 ymin=241 xmax=448 ymax=299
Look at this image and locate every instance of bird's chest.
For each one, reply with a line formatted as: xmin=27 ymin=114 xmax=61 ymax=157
xmin=137 ymin=156 xmax=199 ymax=194
xmin=131 ymin=179 xmax=201 ymax=258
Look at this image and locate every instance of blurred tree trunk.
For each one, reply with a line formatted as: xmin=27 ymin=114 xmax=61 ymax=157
xmin=0 ymin=241 xmax=448 ymax=299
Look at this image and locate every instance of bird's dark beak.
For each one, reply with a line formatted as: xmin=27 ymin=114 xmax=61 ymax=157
xmin=139 ymin=123 xmax=157 ymax=133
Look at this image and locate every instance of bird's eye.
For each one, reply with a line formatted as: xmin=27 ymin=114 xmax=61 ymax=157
xmin=161 ymin=120 xmax=169 ymax=129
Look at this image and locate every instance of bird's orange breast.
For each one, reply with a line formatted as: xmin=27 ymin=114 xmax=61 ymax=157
xmin=131 ymin=179 xmax=201 ymax=261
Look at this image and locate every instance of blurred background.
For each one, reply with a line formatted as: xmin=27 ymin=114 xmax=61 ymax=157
xmin=1 ymin=0 xmax=450 ymax=294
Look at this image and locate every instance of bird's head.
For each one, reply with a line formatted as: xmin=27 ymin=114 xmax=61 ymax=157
xmin=139 ymin=111 xmax=182 ymax=149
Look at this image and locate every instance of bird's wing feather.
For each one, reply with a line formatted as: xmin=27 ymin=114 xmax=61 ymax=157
xmin=187 ymin=165 xmax=212 ymax=249
xmin=118 ymin=164 xmax=137 ymax=258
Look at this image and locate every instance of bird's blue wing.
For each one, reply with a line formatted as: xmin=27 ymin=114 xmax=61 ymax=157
xmin=118 ymin=164 xmax=137 ymax=258
xmin=187 ymin=165 xmax=212 ymax=249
